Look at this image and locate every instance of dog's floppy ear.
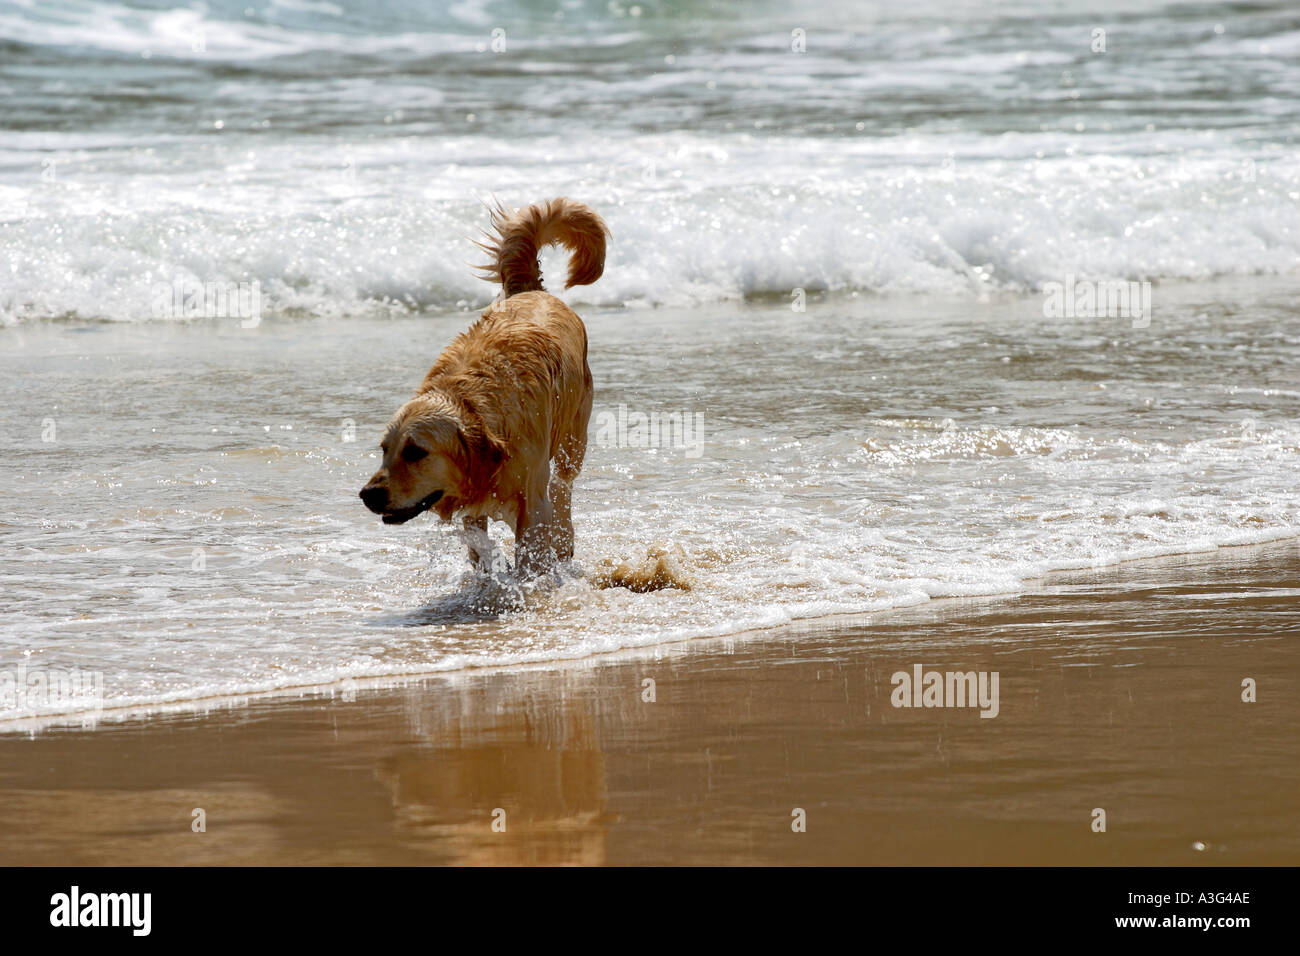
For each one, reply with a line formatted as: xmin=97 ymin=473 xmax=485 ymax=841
xmin=456 ymin=422 xmax=506 ymax=490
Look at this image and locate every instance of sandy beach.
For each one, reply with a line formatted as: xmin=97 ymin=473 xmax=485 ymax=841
xmin=1 ymin=538 xmax=1295 ymax=866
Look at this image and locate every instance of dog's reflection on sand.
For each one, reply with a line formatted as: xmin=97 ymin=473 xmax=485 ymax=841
xmin=376 ymin=698 xmax=608 ymax=866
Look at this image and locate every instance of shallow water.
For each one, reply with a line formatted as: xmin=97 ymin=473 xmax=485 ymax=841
xmin=2 ymin=279 xmax=1298 ymax=724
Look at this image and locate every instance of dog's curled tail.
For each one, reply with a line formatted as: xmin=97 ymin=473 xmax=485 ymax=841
xmin=475 ymin=197 xmax=609 ymax=298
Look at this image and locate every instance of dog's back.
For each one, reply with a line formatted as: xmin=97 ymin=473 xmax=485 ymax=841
xmin=420 ymin=291 xmax=591 ymax=472
xmin=426 ymin=197 xmax=609 ymax=474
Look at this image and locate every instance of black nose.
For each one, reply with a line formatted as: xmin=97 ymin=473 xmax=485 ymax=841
xmin=360 ymin=485 xmax=388 ymax=513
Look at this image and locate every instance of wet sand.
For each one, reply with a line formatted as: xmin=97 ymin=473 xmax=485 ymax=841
xmin=1 ymin=539 xmax=1296 ymax=866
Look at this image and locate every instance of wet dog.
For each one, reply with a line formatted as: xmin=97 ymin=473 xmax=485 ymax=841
xmin=360 ymin=198 xmax=608 ymax=577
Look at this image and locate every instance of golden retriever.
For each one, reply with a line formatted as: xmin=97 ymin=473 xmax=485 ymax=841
xmin=359 ymin=197 xmax=608 ymax=577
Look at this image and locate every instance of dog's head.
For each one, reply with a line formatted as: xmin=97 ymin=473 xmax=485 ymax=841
xmin=359 ymin=392 xmax=504 ymax=525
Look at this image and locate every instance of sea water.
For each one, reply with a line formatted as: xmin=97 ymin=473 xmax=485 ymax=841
xmin=0 ymin=0 xmax=1297 ymax=725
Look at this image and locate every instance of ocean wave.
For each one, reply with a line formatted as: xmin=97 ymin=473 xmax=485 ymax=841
xmin=3 ymin=139 xmax=1297 ymax=324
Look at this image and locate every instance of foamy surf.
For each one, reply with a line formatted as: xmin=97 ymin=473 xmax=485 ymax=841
xmin=4 ymin=283 xmax=1299 ymax=730
xmin=3 ymin=141 xmax=1298 ymax=325
xmin=3 ymin=529 xmax=1297 ymax=733
xmin=3 ymin=0 xmax=1300 ymax=324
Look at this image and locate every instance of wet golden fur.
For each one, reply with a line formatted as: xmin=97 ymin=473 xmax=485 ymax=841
xmin=360 ymin=198 xmax=609 ymax=575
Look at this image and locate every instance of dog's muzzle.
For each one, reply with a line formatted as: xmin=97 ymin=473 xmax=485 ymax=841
xmin=363 ymin=488 xmax=444 ymax=525
xmin=359 ymin=484 xmax=388 ymax=514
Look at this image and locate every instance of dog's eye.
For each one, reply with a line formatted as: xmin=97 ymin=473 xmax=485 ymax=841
xmin=401 ymin=444 xmax=428 ymax=463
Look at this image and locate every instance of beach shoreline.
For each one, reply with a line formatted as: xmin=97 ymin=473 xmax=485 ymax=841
xmin=1 ymin=538 xmax=1295 ymax=866
xmin=1 ymin=530 xmax=1296 ymax=734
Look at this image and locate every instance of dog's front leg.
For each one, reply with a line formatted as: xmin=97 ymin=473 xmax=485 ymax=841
xmin=513 ymin=491 xmax=557 ymax=579
xmin=460 ymin=515 xmax=493 ymax=573
xmin=547 ymin=472 xmax=575 ymax=563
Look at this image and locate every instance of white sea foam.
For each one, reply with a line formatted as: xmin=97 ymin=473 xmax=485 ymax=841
xmin=3 ymin=137 xmax=1297 ymax=325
